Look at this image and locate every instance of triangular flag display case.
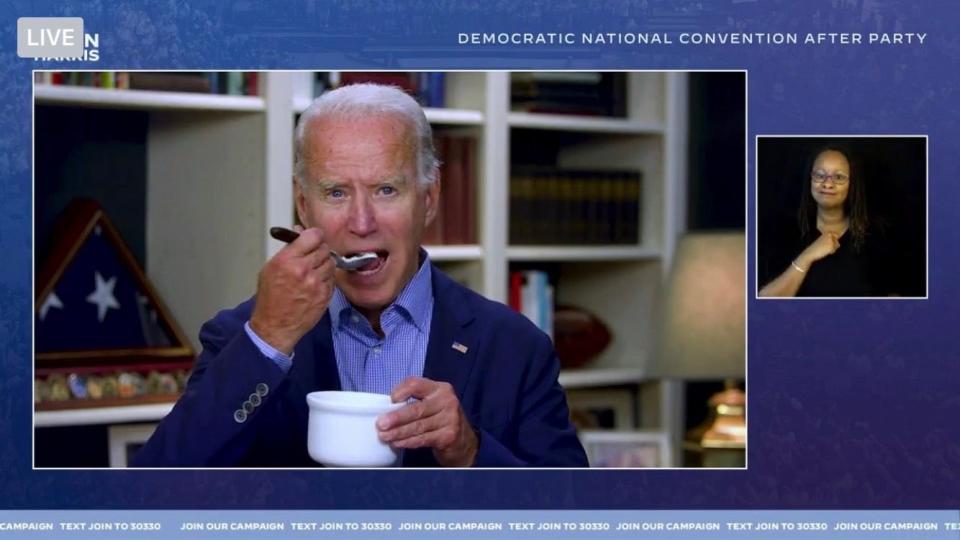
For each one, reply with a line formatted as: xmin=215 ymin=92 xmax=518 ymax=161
xmin=35 ymin=199 xmax=194 ymax=411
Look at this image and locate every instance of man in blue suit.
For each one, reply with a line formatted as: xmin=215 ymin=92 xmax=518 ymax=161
xmin=133 ymin=83 xmax=587 ymax=467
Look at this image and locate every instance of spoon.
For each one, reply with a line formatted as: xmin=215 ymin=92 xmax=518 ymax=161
xmin=269 ymin=227 xmax=378 ymax=271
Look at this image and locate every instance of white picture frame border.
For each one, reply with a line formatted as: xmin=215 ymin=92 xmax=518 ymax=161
xmin=107 ymin=423 xmax=158 ymax=468
xmin=580 ymin=430 xmax=672 ymax=468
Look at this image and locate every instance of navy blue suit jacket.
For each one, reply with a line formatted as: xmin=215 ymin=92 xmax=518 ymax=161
xmin=132 ymin=268 xmax=587 ymax=467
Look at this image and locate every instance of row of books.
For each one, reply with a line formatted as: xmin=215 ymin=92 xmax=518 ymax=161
xmin=423 ymin=135 xmax=477 ymax=245
xmin=511 ymin=72 xmax=628 ymax=117
xmin=509 ymin=270 xmax=554 ymax=340
xmin=336 ymin=72 xmax=447 ymax=108
xmin=510 ymin=168 xmax=642 ymax=245
xmin=35 ymin=72 xmax=260 ymax=96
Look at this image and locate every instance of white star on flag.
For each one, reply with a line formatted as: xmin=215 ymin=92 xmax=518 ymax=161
xmin=86 ymin=271 xmax=120 ymax=322
xmin=39 ymin=291 xmax=64 ymax=321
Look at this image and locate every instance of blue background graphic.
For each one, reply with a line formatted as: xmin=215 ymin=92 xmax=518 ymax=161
xmin=1 ymin=0 xmax=959 ymax=508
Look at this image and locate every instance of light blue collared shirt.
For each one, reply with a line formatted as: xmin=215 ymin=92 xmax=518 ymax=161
xmin=245 ymin=254 xmax=434 ymax=395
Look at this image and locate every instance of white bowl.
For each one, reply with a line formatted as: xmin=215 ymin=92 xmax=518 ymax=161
xmin=306 ymin=391 xmax=404 ymax=467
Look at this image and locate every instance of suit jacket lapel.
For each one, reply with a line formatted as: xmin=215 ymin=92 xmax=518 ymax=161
xmin=405 ymin=271 xmax=477 ymax=466
xmin=422 ymin=271 xmax=477 ymax=399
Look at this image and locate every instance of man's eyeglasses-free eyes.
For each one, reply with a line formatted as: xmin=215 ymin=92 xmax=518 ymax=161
xmin=811 ymin=171 xmax=849 ymax=185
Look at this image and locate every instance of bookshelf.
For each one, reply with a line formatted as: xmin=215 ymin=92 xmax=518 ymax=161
xmin=34 ymin=71 xmax=688 ymax=462
xmin=35 ymin=84 xmax=265 ymax=112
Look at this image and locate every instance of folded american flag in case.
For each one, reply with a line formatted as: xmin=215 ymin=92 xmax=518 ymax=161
xmin=35 ymin=199 xmax=193 ymax=366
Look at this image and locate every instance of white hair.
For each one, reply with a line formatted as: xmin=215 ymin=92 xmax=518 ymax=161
xmin=294 ymin=83 xmax=439 ymax=189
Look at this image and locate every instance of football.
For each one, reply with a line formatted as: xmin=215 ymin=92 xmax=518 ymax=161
xmin=552 ymin=305 xmax=612 ymax=369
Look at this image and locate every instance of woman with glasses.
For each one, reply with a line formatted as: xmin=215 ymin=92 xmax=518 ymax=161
xmin=759 ymin=145 xmax=884 ymax=297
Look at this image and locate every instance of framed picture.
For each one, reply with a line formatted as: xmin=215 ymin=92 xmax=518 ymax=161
xmin=107 ymin=423 xmax=158 ymax=468
xmin=580 ymin=430 xmax=672 ymax=468
xmin=565 ymin=388 xmax=635 ymax=430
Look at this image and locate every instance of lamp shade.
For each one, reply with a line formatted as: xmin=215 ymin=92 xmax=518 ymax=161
xmin=653 ymin=232 xmax=745 ymax=379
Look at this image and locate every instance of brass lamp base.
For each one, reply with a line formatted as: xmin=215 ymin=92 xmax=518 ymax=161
xmin=684 ymin=382 xmax=746 ymax=467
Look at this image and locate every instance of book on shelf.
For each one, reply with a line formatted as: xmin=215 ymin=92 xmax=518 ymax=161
xmin=509 ymin=167 xmax=642 ymax=245
xmin=37 ymin=72 xmax=260 ymax=96
xmin=511 ymin=72 xmax=627 ymax=117
xmin=417 ymin=72 xmax=446 ymax=108
xmin=422 ymin=135 xmax=447 ymax=246
xmin=128 ymin=72 xmax=211 ymax=93
xmin=509 ymin=270 xmax=554 ymax=341
xmin=244 ymin=72 xmax=259 ymax=96
xmin=423 ymin=134 xmax=477 ymax=245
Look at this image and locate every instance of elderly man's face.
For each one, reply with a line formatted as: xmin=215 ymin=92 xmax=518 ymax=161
xmin=295 ymin=114 xmax=439 ymax=316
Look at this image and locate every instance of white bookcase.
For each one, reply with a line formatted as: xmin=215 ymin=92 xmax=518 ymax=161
xmin=34 ymin=72 xmax=687 ymax=452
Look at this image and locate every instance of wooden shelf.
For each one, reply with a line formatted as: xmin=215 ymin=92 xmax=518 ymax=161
xmin=559 ymin=367 xmax=646 ymax=389
xmin=424 ymin=107 xmax=484 ymax=125
xmin=35 ymin=85 xmax=265 ymax=112
xmin=35 ymin=402 xmax=175 ymax=428
xmin=508 ymin=112 xmax=663 ymax=134
xmin=424 ymin=244 xmax=484 ymax=261
xmin=507 ymin=245 xmax=661 ymax=262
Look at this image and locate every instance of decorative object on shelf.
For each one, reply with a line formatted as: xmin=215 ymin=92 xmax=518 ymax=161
xmin=553 ymin=305 xmax=612 ymax=369
xmin=45 ymin=374 xmax=70 ymax=402
xmin=683 ymin=382 xmax=746 ymax=467
xmin=36 ymin=198 xmax=194 ymax=365
xmin=580 ymin=430 xmax=672 ymax=467
xmin=35 ymin=366 xmax=192 ymax=411
xmin=35 ymin=198 xmax=194 ymax=411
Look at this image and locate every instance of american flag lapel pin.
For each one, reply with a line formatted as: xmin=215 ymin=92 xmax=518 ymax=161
xmin=451 ymin=341 xmax=468 ymax=354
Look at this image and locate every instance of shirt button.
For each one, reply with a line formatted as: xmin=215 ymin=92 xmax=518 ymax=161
xmin=233 ymin=409 xmax=247 ymax=423
xmin=372 ymin=345 xmax=382 ymax=354
xmin=351 ymin=315 xmax=359 ymax=323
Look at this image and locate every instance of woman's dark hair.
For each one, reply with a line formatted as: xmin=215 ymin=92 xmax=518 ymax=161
xmin=798 ymin=144 xmax=869 ymax=252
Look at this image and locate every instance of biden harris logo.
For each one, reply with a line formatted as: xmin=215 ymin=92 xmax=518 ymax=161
xmin=17 ymin=17 xmax=99 ymax=61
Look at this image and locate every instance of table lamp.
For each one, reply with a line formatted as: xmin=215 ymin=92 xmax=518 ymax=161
xmin=653 ymin=232 xmax=746 ymax=466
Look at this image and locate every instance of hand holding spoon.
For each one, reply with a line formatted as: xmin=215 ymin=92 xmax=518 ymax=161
xmin=269 ymin=227 xmax=378 ymax=271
